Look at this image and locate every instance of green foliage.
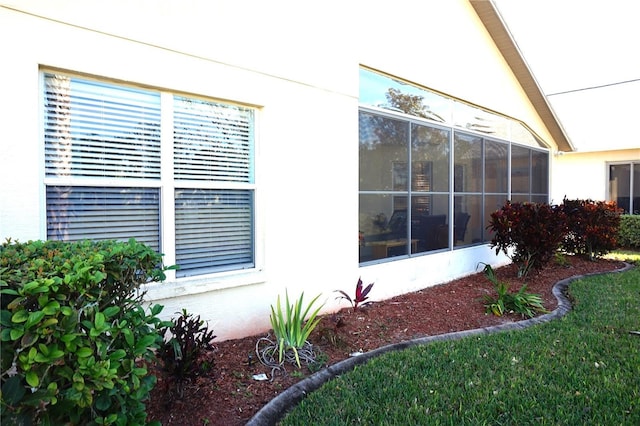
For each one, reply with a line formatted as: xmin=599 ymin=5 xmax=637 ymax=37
xmin=553 ymin=251 xmax=570 ymax=267
xmin=157 ymin=309 xmax=216 ymax=390
xmin=270 ymin=291 xmax=324 ymax=368
xmin=335 ymin=277 xmax=374 ymax=310
xmin=283 ymin=267 xmax=640 ymax=425
xmin=617 ymin=214 xmax=640 ymax=249
xmin=561 ymin=198 xmax=622 ymax=259
xmin=479 ymin=263 xmax=547 ymax=318
xmin=0 ymin=238 xmax=171 ymax=426
xmin=488 ymin=201 xmax=567 ymax=278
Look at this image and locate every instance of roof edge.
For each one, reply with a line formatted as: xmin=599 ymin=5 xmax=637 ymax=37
xmin=469 ymin=0 xmax=575 ymax=152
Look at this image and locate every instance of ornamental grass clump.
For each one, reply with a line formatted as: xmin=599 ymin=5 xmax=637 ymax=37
xmin=256 ymin=291 xmax=324 ymax=371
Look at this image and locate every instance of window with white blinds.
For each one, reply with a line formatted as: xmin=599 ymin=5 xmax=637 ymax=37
xmin=44 ymin=75 xmax=161 ymax=179
xmin=46 ymin=186 xmax=160 ymax=251
xmin=174 ymin=97 xmax=253 ymax=182
xmin=43 ymin=72 xmax=255 ymax=277
xmin=175 ymin=189 xmax=253 ymax=277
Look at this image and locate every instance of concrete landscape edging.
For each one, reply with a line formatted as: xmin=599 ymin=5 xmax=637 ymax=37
xmin=247 ymin=262 xmax=633 ymax=425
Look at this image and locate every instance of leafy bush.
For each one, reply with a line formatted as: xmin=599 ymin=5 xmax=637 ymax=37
xmin=0 ymin=239 xmax=171 ymax=426
xmin=479 ymin=263 xmax=547 ymax=318
xmin=617 ymin=214 xmax=640 ymax=249
xmin=488 ymin=201 xmax=567 ymax=278
xmin=157 ymin=309 xmax=216 ymax=394
xmin=335 ymin=277 xmax=374 ymax=310
xmin=256 ymin=291 xmax=324 ymax=370
xmin=561 ymin=198 xmax=622 ymax=259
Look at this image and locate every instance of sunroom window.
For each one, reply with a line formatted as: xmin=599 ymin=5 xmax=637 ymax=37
xmin=43 ymin=72 xmax=255 ymax=277
xmin=359 ymin=68 xmax=550 ymax=263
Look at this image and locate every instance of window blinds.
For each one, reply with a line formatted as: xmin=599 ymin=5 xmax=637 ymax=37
xmin=44 ymin=74 xmax=161 ymax=179
xmin=175 ymin=189 xmax=254 ymax=277
xmin=43 ymin=73 xmax=255 ymax=277
xmin=173 ymin=97 xmax=253 ymax=182
xmin=46 ymin=186 xmax=160 ymax=251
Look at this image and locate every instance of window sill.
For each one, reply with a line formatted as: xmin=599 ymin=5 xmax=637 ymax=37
xmin=142 ymin=268 xmax=266 ymax=301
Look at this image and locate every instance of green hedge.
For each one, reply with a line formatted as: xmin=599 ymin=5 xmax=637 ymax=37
xmin=1 ymin=239 xmax=170 ymax=426
xmin=618 ymin=214 xmax=640 ymax=248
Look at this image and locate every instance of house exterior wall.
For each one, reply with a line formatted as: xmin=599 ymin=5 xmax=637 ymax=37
xmin=552 ymin=148 xmax=640 ymax=203
xmin=0 ymin=1 xmax=561 ymax=340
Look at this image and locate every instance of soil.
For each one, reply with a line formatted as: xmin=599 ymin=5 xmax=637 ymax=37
xmin=145 ymin=256 xmax=626 ymax=426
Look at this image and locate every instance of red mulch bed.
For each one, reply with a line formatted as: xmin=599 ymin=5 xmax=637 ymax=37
xmin=146 ymin=256 xmax=626 ymax=425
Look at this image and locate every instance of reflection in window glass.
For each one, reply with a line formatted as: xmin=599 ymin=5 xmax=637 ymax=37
xmin=411 ymin=194 xmax=449 ymax=254
xmin=359 ymin=68 xmax=451 ymax=123
xmin=453 ymin=101 xmax=510 ymax=140
xmin=510 ymin=122 xmax=544 ymax=147
xmin=511 ymin=194 xmax=530 ymax=204
xmin=454 ymin=133 xmax=482 ymax=193
xmin=634 ymin=165 xmax=640 ymax=214
xmin=411 ymin=124 xmax=450 ymax=193
xmin=359 ymin=194 xmax=410 ymax=261
xmin=485 ymin=140 xmax=508 ymax=193
xmin=484 ymin=194 xmax=509 ymax=242
xmin=454 ymin=194 xmax=481 ymax=246
xmin=359 ymin=68 xmax=552 ymax=262
xmin=359 ymin=68 xmax=546 ymax=148
xmin=531 ymin=150 xmax=549 ymax=195
xmin=359 ymin=111 xmax=409 ymax=191
xmin=531 ymin=195 xmax=548 ymax=204
xmin=511 ymin=145 xmax=530 ymax=194
xmin=608 ymin=163 xmax=640 ymax=214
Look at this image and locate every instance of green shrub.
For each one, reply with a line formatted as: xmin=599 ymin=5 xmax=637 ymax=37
xmin=561 ymin=198 xmax=622 ymax=259
xmin=479 ymin=263 xmax=547 ymax=318
xmin=488 ymin=201 xmax=567 ymax=278
xmin=0 ymin=239 xmax=171 ymax=426
xmin=617 ymin=214 xmax=640 ymax=249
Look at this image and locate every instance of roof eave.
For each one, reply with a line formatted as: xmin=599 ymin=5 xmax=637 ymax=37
xmin=470 ymin=0 xmax=575 ymax=152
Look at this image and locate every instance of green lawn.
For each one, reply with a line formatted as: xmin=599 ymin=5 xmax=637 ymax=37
xmin=282 ymin=255 xmax=640 ymax=425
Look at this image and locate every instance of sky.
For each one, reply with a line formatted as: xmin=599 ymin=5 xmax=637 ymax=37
xmin=493 ymin=0 xmax=640 ymax=153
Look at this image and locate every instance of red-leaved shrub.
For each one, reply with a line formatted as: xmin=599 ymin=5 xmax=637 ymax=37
xmin=560 ymin=198 xmax=622 ymax=260
xmin=488 ymin=201 xmax=567 ymax=278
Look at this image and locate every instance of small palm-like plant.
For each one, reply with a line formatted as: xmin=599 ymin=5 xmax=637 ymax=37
xmin=271 ymin=291 xmax=323 ymax=367
xmin=257 ymin=290 xmax=324 ymax=371
xmin=479 ymin=263 xmax=547 ymax=318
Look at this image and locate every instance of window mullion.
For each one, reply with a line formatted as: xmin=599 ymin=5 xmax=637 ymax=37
xmin=160 ymin=92 xmax=176 ymax=280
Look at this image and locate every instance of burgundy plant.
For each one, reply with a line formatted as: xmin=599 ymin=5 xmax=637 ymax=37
xmin=560 ymin=197 xmax=622 ymax=260
xmin=488 ymin=201 xmax=568 ymax=278
xmin=335 ymin=278 xmax=374 ymax=310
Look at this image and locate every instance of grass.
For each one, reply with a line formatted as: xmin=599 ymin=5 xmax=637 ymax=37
xmin=282 ymin=253 xmax=640 ymax=425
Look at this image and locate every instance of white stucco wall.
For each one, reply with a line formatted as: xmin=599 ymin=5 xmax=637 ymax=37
xmin=1 ymin=1 xmax=554 ymax=340
xmin=552 ymin=148 xmax=640 ymax=204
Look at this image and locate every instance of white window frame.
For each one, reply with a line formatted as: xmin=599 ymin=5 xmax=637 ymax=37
xmin=41 ymin=70 xmax=258 ymax=282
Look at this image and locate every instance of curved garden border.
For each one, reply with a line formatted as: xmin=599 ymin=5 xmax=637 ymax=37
xmin=247 ymin=262 xmax=634 ymax=426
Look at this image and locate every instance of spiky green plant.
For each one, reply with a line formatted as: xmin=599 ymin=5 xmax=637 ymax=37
xmin=479 ymin=262 xmax=547 ymax=318
xmin=270 ymin=291 xmax=324 ymax=368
